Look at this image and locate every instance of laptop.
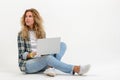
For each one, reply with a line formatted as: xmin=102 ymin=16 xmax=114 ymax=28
xmin=36 ymin=37 xmax=61 ymax=55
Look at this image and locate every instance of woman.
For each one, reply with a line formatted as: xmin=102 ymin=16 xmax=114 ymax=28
xmin=17 ymin=8 xmax=90 ymax=77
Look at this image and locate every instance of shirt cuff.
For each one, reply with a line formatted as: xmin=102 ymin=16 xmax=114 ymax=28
xmin=22 ymin=52 xmax=29 ymax=60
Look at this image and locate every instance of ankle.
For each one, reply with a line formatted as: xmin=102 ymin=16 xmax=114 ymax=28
xmin=48 ymin=66 xmax=53 ymax=68
xmin=73 ymin=66 xmax=80 ymax=73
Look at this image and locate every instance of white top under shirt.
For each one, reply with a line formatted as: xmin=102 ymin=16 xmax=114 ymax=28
xmin=29 ymin=30 xmax=37 ymax=52
xmin=29 ymin=31 xmax=42 ymax=58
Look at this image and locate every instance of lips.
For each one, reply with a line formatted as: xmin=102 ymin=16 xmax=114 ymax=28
xmin=26 ymin=21 xmax=30 ymax=23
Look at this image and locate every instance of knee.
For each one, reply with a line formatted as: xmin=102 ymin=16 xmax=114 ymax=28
xmin=44 ymin=55 xmax=53 ymax=61
xmin=60 ymin=42 xmax=67 ymax=50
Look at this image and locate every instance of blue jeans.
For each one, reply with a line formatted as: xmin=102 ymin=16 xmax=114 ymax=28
xmin=25 ymin=42 xmax=74 ymax=74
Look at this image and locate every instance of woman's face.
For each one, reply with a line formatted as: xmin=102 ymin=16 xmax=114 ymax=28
xmin=25 ymin=11 xmax=34 ymax=29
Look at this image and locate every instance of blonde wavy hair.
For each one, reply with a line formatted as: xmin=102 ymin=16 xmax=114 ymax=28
xmin=20 ymin=8 xmax=46 ymax=40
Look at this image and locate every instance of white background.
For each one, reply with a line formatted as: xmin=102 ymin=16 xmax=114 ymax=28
xmin=0 ymin=0 xmax=120 ymax=80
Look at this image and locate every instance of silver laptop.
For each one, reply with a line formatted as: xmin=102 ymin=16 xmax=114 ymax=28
xmin=37 ymin=37 xmax=60 ymax=55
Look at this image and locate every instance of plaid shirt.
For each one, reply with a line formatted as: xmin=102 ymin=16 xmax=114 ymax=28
xmin=17 ymin=32 xmax=31 ymax=72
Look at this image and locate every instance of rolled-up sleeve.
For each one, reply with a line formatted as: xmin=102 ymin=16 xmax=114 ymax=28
xmin=22 ymin=52 xmax=29 ymax=60
xmin=17 ymin=33 xmax=29 ymax=60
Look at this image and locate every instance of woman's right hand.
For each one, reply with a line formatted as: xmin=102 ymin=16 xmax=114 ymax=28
xmin=27 ymin=52 xmax=37 ymax=58
xmin=31 ymin=52 xmax=37 ymax=57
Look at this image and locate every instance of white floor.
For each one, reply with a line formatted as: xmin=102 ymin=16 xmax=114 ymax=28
xmin=0 ymin=63 xmax=120 ymax=80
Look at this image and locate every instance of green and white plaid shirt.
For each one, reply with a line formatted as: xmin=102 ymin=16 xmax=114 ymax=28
xmin=17 ymin=31 xmax=46 ymax=72
xmin=17 ymin=32 xmax=31 ymax=72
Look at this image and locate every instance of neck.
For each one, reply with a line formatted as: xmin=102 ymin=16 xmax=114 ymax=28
xmin=29 ymin=25 xmax=34 ymax=30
